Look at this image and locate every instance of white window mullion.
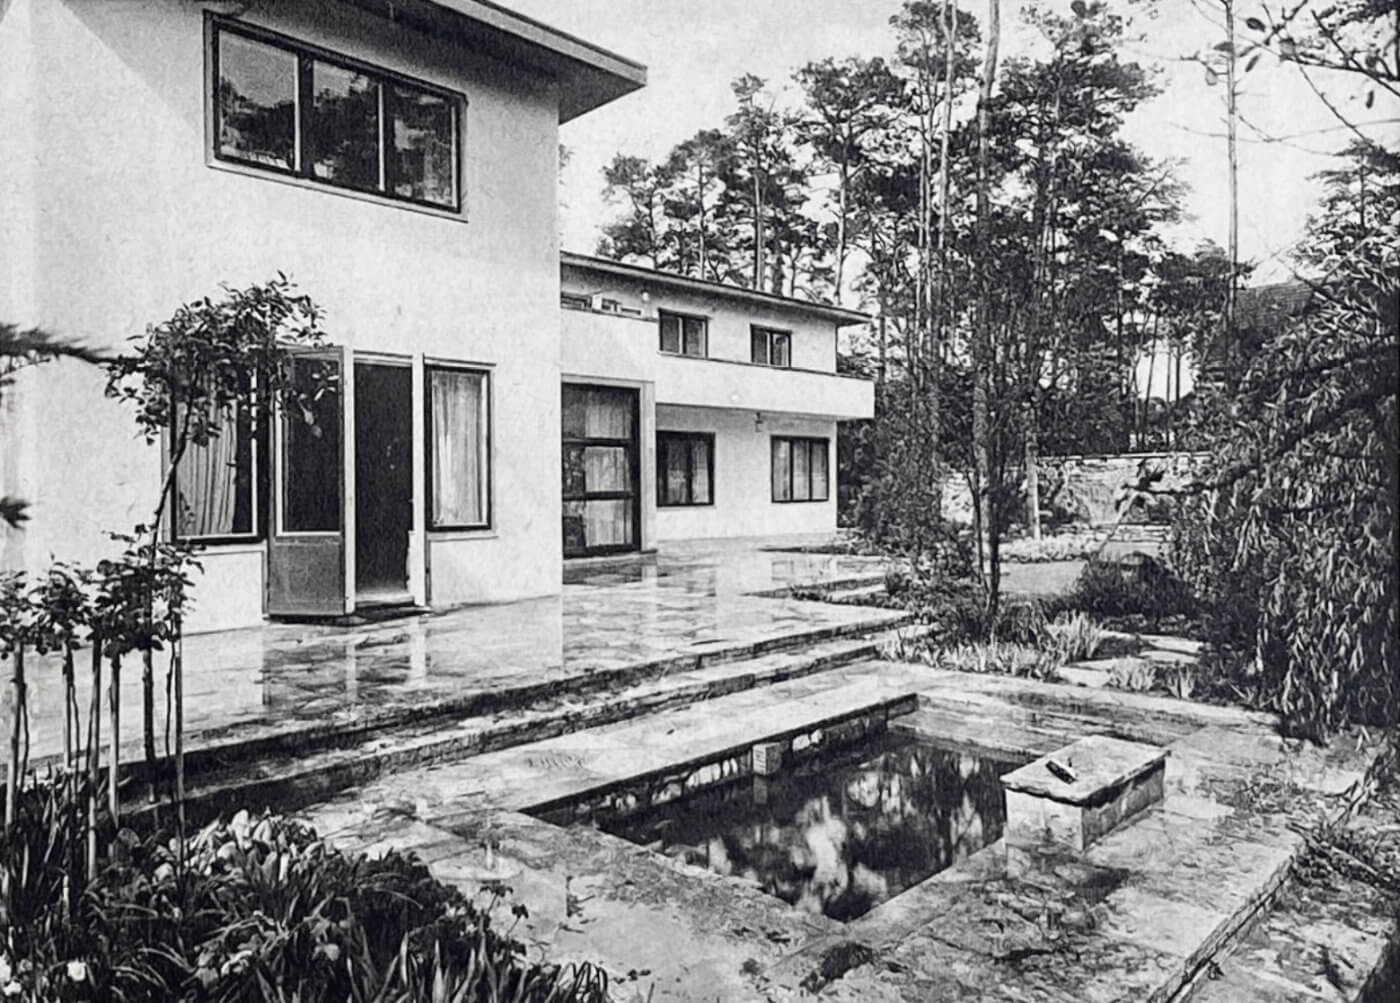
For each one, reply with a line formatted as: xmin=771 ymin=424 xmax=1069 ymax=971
xmin=377 ymin=83 xmax=387 ymax=192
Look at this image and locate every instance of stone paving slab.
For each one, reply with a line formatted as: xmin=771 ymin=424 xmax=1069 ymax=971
xmin=1185 ymin=785 xmax=1400 ymax=1003
xmin=179 ymin=627 xmax=917 ymax=823
xmin=3 ymin=537 xmax=899 ymax=766
xmin=294 ymin=659 xmax=1382 ymax=1003
xmin=298 ymin=663 xmax=930 ymax=824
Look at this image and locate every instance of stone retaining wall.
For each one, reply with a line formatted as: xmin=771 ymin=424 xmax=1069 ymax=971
xmin=943 ymin=452 xmax=1207 ymax=527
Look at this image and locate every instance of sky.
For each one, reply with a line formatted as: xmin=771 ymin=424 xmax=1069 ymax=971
xmin=510 ymin=0 xmax=1395 ymax=284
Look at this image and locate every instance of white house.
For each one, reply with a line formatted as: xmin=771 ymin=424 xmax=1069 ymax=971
xmin=559 ymin=254 xmax=871 ymax=556
xmin=0 ymin=0 xmax=874 ymax=634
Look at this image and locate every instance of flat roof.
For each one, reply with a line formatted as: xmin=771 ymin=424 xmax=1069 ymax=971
xmin=561 ymin=252 xmax=872 ymax=327
xmin=339 ymin=0 xmax=646 ymax=122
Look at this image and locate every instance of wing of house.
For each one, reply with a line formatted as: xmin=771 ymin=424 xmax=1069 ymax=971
xmin=0 ymin=0 xmax=876 ymax=633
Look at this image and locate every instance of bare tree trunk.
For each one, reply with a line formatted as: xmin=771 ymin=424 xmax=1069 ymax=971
xmin=973 ymin=0 xmax=1001 ymax=593
xmin=87 ymin=642 xmax=101 ymax=882
xmin=63 ymin=648 xmax=75 ymax=777
xmin=752 ymin=171 xmax=764 ymax=289
xmin=878 ymin=294 xmax=889 ymax=387
xmin=143 ymin=646 xmax=156 ymax=804
xmin=1144 ymin=315 xmax=1159 ymax=449
xmin=6 ymin=645 xmax=24 ymax=838
xmin=1024 ymin=410 xmax=1041 ymax=539
xmin=1224 ymin=0 xmax=1239 ymax=349
xmin=697 ymin=162 xmax=708 ymax=279
xmin=173 ymin=627 xmax=186 ymax=847
xmin=835 ymin=161 xmax=848 ymax=301
xmin=108 ymin=654 xmax=120 ymax=824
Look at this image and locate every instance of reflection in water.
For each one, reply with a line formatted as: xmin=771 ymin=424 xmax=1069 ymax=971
xmin=569 ymin=733 xmax=1014 ymax=921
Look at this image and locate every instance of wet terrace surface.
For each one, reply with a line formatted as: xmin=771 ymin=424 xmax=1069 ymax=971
xmin=7 ymin=537 xmax=899 ymax=764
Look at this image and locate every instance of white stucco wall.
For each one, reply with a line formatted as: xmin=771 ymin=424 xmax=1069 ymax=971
xmin=0 ymin=0 xmax=565 ymax=631
xmin=653 ymin=406 xmax=838 ymax=541
xmin=560 ymin=263 xmax=843 ymax=373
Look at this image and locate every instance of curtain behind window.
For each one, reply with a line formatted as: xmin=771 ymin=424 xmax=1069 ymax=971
xmin=175 ymin=414 xmax=240 ymax=537
xmin=691 ymin=439 xmax=711 ymax=503
xmin=431 ymin=369 xmax=485 ymax=527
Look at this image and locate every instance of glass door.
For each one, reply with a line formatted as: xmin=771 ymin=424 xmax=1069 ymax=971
xmin=561 ymin=384 xmax=639 ymax=557
xmin=266 ymin=347 xmax=354 ymax=616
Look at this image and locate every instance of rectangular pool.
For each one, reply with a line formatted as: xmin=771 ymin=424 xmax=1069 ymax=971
xmin=533 ymin=731 xmax=1016 ymax=921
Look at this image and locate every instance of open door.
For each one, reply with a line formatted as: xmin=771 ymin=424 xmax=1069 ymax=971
xmin=266 ymin=347 xmax=355 ymax=617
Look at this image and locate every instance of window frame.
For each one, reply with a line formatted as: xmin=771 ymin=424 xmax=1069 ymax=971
xmin=657 ymin=310 xmax=709 ymax=359
xmin=561 ymin=383 xmax=641 ymax=558
xmin=208 ymin=17 xmax=465 ymax=214
xmin=656 ymin=431 xmax=715 ymax=508
xmin=424 ymin=363 xmax=492 ymax=532
xmin=750 ymin=326 xmax=792 ymax=368
xmin=771 ymin=436 xmax=830 ymax=504
xmin=168 ymin=399 xmax=268 ymax=546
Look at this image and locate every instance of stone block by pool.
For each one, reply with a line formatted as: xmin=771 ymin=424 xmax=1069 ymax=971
xmin=1001 ymin=735 xmax=1167 ymax=852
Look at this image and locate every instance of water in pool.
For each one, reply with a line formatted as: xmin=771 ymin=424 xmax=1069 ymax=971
xmin=546 ymin=731 xmax=1015 ymax=921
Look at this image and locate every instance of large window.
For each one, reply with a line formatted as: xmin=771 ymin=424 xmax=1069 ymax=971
xmin=562 ymin=385 xmax=639 ymax=557
xmin=212 ymin=21 xmax=461 ymax=210
xmin=657 ymin=432 xmax=713 ymax=507
xmin=751 ymin=327 xmax=791 ymax=367
xmin=173 ymin=403 xmax=260 ymax=542
xmin=658 ymin=311 xmax=708 ymax=358
xmin=427 ymin=367 xmax=490 ymax=530
xmin=771 ymin=436 xmax=829 ymax=503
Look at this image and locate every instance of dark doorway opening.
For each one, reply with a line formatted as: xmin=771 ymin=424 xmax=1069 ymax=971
xmin=354 ymin=362 xmax=413 ymax=602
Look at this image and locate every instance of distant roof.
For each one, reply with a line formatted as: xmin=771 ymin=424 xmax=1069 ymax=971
xmin=1236 ymin=280 xmax=1314 ymax=329
xmin=338 ymin=0 xmax=646 ymax=122
xmin=561 ymin=252 xmax=872 ymax=327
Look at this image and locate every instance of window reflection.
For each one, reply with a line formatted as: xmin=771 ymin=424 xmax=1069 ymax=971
xmin=217 ymin=32 xmax=296 ymax=169
xmin=391 ymin=85 xmax=456 ymax=207
xmin=212 ymin=23 xmax=461 ymax=211
xmin=310 ymin=61 xmax=380 ymax=192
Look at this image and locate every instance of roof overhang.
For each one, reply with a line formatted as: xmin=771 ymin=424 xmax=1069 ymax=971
xmin=335 ymin=0 xmax=646 ymax=122
xmin=561 ymin=252 xmax=872 ymax=327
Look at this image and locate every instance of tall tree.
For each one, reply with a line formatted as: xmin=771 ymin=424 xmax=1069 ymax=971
xmin=794 ymin=56 xmax=902 ymax=301
xmin=597 ymin=154 xmax=669 ymax=268
xmin=971 ymin=0 xmax=1001 ymax=598
xmin=663 ymin=129 xmax=734 ymax=280
xmin=724 ymin=74 xmax=811 ymax=292
xmin=991 ymin=2 xmax=1161 ymax=535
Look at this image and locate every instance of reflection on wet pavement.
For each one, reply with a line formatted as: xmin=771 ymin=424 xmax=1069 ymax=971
xmin=7 ymin=537 xmax=896 ymax=763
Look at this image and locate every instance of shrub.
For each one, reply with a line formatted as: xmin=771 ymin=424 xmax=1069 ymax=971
xmin=937 ymin=641 xmax=1063 ymax=682
xmin=1163 ymin=665 xmax=1196 ymax=700
xmin=0 ymin=800 xmax=608 ymax=1003
xmin=991 ymin=600 xmax=1047 ymax=645
xmin=1166 ymin=144 xmax=1398 ymax=740
xmin=999 ymin=530 xmax=1106 ymax=563
xmin=1045 ymin=611 xmax=1106 ymax=663
xmin=1106 ymin=659 xmax=1157 ymax=692
xmin=1061 ymin=555 xmax=1196 ymax=623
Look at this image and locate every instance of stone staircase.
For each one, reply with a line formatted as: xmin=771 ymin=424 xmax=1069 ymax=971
xmin=169 ymin=599 xmax=920 ymax=824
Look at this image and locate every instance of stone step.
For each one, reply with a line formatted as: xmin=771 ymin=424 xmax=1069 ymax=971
xmin=1176 ymin=801 xmax=1400 ymax=1003
xmin=824 ymin=583 xmax=889 ymax=604
xmin=172 ymin=624 xmax=933 ymax=824
xmin=51 ymin=608 xmax=913 ymax=795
